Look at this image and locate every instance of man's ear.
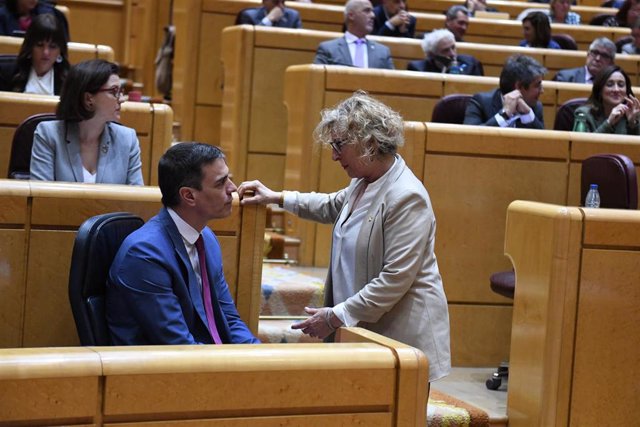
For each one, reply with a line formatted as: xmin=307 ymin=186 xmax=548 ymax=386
xmin=179 ymin=186 xmax=197 ymax=207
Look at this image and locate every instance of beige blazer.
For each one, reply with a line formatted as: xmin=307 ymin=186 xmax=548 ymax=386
xmin=295 ymin=155 xmax=451 ymax=381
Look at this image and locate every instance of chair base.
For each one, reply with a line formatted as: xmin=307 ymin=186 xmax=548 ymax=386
xmin=485 ymin=361 xmax=509 ymax=390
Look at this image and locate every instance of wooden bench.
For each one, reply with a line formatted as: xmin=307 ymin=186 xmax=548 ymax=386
xmin=0 ymin=181 xmax=265 ymax=348
xmin=55 ymin=0 xmax=170 ymax=98
xmin=0 ymin=34 xmax=114 ymax=62
xmin=0 ymin=92 xmax=173 ymax=185
xmin=0 ymin=327 xmax=427 ymax=426
xmin=505 ymin=201 xmax=640 ymax=427
xmin=316 ymin=0 xmax=616 ymax=24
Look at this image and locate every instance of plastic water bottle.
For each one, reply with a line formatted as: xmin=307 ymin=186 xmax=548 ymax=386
xmin=449 ymin=59 xmax=462 ymax=75
xmin=585 ymin=184 xmax=600 ymax=208
xmin=573 ymin=112 xmax=588 ymax=132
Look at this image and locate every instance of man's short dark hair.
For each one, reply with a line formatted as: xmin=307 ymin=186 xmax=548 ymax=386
xmin=56 ymin=59 xmax=119 ymax=121
xmin=445 ymin=5 xmax=469 ymax=20
xmin=499 ymin=54 xmax=547 ymax=94
xmin=158 ymin=142 xmax=225 ymax=208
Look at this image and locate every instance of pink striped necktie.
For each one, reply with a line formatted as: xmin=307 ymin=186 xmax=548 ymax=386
xmin=354 ymin=38 xmax=366 ymax=68
xmin=195 ymin=235 xmax=222 ymax=344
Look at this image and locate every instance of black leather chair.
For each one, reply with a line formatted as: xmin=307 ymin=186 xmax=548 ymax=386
xmin=553 ymin=97 xmax=587 ymax=131
xmin=486 ymin=153 xmax=638 ymax=390
xmin=552 ymin=34 xmax=578 ymax=50
xmin=68 ymin=212 xmax=144 ymax=345
xmin=8 ymin=113 xmax=57 ymax=179
xmin=0 ymin=54 xmax=17 ymax=91
xmin=431 ymin=94 xmax=472 ymax=124
xmin=581 ymin=154 xmax=638 ymax=209
xmin=615 ymin=35 xmax=634 ymax=53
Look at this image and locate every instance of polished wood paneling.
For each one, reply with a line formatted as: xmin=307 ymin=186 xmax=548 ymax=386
xmin=0 ymin=35 xmax=115 ymax=63
xmin=505 ymin=201 xmax=640 ymax=426
xmin=0 ymin=328 xmax=425 ymax=426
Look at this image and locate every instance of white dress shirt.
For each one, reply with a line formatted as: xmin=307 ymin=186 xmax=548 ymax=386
xmin=345 ymin=31 xmax=369 ymax=68
xmin=167 ymin=207 xmax=204 ymax=290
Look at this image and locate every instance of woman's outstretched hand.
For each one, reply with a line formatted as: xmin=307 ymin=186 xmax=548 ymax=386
xmin=237 ymin=180 xmax=281 ymax=205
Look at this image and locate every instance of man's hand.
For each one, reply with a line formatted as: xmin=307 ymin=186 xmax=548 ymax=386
xmin=389 ymin=10 xmax=410 ymax=32
xmin=502 ymin=89 xmax=521 ymax=117
xmin=266 ymin=5 xmax=284 ymax=23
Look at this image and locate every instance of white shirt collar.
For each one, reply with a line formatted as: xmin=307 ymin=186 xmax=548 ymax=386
xmin=24 ymin=67 xmax=55 ymax=95
xmin=345 ymin=31 xmax=366 ymax=44
xmin=167 ymin=207 xmax=201 ymax=245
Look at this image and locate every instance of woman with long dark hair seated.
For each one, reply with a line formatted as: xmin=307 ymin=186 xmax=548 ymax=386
xmin=573 ymin=65 xmax=640 ymax=134
xmin=30 ymin=59 xmax=144 ymax=184
xmin=3 ymin=13 xmax=69 ymax=95
xmin=519 ymin=11 xmax=561 ymax=49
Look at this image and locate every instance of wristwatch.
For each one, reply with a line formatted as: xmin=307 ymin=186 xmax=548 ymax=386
xmin=499 ymin=109 xmax=511 ymax=121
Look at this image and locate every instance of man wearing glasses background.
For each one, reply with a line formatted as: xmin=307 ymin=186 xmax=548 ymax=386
xmin=553 ymin=37 xmax=616 ymax=84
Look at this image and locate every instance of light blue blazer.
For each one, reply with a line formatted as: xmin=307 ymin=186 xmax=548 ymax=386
xmin=30 ymin=120 xmax=144 ymax=185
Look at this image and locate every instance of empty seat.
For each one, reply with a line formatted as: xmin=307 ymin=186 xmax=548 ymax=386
xmin=431 ymin=94 xmax=472 ymax=124
xmin=581 ymin=154 xmax=638 ymax=209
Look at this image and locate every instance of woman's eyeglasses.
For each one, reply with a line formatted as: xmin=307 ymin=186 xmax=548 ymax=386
xmin=330 ymin=139 xmax=346 ymax=153
xmin=97 ymin=86 xmax=124 ymax=98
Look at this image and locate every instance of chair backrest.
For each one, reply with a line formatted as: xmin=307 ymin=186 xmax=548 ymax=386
xmin=552 ymin=34 xmax=578 ymax=50
xmin=8 ymin=113 xmax=57 ymax=179
xmin=589 ymin=13 xmax=614 ymax=25
xmin=553 ymin=97 xmax=587 ymax=131
xmin=581 ymin=154 xmax=638 ymax=209
xmin=0 ymin=54 xmax=17 ymax=91
xmin=431 ymin=94 xmax=472 ymax=124
xmin=68 ymin=212 xmax=144 ymax=345
xmin=615 ymin=35 xmax=633 ymax=53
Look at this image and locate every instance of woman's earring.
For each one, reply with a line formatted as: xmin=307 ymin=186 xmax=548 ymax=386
xmin=56 ymin=55 xmax=63 ymax=63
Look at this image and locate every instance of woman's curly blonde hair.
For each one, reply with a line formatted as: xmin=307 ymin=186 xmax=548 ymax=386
xmin=313 ymin=91 xmax=404 ymax=158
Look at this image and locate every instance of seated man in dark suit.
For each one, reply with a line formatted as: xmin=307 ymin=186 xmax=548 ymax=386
xmin=372 ymin=0 xmax=416 ymax=38
xmin=407 ymin=29 xmax=483 ymax=75
xmin=553 ymin=37 xmax=615 ymax=84
xmin=444 ymin=5 xmax=469 ymax=42
xmin=236 ymin=0 xmax=302 ymax=28
xmin=106 ymin=143 xmax=260 ymax=345
xmin=314 ymin=0 xmax=394 ymax=69
xmin=464 ymin=54 xmax=546 ymax=129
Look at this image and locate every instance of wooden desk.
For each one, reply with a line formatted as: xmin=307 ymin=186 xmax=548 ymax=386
xmin=505 ymin=201 xmax=640 ymax=426
xmin=0 ymin=327 xmax=427 ymax=427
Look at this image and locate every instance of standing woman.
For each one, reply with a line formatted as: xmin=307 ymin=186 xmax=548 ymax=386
xmin=573 ymin=65 xmax=640 ymax=134
xmin=30 ymin=59 xmax=144 ymax=184
xmin=7 ymin=13 xmax=69 ymax=95
xmin=520 ymin=11 xmax=561 ymax=49
xmin=238 ymin=92 xmax=451 ymax=383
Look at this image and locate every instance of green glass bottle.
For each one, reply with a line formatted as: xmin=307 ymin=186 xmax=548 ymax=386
xmin=573 ymin=112 xmax=588 ymax=132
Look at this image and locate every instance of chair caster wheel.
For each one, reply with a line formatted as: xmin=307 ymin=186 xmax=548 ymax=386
xmin=486 ymin=376 xmax=502 ymax=390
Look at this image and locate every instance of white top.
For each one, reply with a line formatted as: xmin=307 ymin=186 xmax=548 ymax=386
xmin=168 ymin=207 xmax=204 ymax=290
xmin=82 ymin=167 xmax=96 ymax=184
xmin=345 ymin=31 xmax=369 ymax=68
xmin=24 ymin=67 xmax=55 ymax=95
xmin=283 ymin=157 xmax=396 ymax=326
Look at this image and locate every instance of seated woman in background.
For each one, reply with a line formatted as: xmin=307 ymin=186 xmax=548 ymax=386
xmin=520 ymin=12 xmax=561 ymax=49
xmin=548 ymin=0 xmax=580 ymax=24
xmin=0 ymin=0 xmax=69 ymax=38
xmin=31 ymin=59 xmax=144 ymax=185
xmin=621 ymin=17 xmax=640 ymax=54
xmin=604 ymin=0 xmax=640 ymax=27
xmin=573 ymin=65 xmax=640 ymax=134
xmin=3 ymin=13 xmax=69 ymax=95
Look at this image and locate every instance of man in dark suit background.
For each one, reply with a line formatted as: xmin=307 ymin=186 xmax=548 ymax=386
xmin=407 ymin=29 xmax=483 ymax=75
xmin=106 ymin=143 xmax=260 ymax=345
xmin=553 ymin=37 xmax=615 ymax=84
xmin=314 ymin=0 xmax=394 ymax=69
xmin=236 ymin=0 xmax=302 ymax=28
xmin=444 ymin=5 xmax=470 ymax=42
xmin=372 ymin=0 xmax=416 ymax=38
xmin=464 ymin=54 xmax=546 ymax=129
